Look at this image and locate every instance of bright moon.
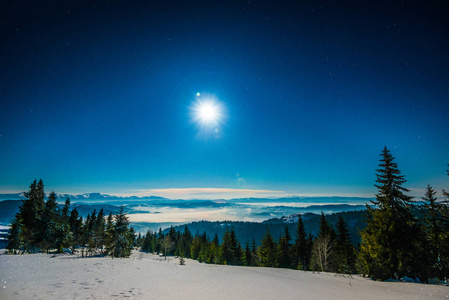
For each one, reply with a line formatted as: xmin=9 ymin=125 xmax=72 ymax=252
xmin=190 ymin=95 xmax=225 ymax=129
xmin=198 ymin=102 xmax=218 ymax=122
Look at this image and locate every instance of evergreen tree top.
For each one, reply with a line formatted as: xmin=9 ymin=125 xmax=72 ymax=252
xmin=318 ymin=212 xmax=334 ymax=239
xmin=373 ymin=146 xmax=413 ymax=209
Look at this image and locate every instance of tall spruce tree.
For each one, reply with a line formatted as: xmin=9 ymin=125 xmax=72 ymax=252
xmin=176 ymin=225 xmax=193 ymax=258
xmin=244 ymin=241 xmax=252 ymax=266
xmin=359 ymin=147 xmax=427 ymax=280
xmin=335 ymin=216 xmax=356 ymax=274
xmin=293 ymin=214 xmax=309 ymax=270
xmin=94 ymin=208 xmax=106 ymax=254
xmin=69 ymin=208 xmax=83 ymax=253
xmin=251 ymin=238 xmax=257 ymax=259
xmin=56 ymin=198 xmax=72 ymax=252
xmin=258 ymin=228 xmax=277 ymax=267
xmin=229 ymin=229 xmax=243 ymax=265
xmin=18 ymin=180 xmax=46 ymax=251
xmin=83 ymin=210 xmax=96 ymax=257
xmin=277 ymin=226 xmax=292 ymax=268
xmin=190 ymin=234 xmax=202 ymax=260
xmin=110 ymin=206 xmax=134 ymax=258
xmin=39 ymin=192 xmax=59 ymax=252
xmin=422 ymin=185 xmax=446 ymax=278
xmin=218 ymin=229 xmax=234 ymax=264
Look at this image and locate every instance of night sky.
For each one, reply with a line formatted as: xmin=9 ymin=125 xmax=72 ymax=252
xmin=1 ymin=1 xmax=448 ymax=198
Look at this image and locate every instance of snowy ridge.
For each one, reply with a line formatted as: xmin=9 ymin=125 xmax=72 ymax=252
xmin=0 ymin=192 xmax=168 ymax=201
xmin=274 ymin=212 xmax=319 ymax=224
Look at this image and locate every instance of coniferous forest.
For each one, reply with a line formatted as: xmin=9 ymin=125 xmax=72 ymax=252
xmin=7 ymin=179 xmax=135 ymax=258
xmin=6 ymin=147 xmax=449 ymax=282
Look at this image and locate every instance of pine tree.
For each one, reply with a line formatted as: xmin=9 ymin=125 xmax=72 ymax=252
xmin=251 ymin=238 xmax=257 ymax=264
xmin=209 ymin=233 xmax=220 ymax=264
xmin=235 ymin=241 xmax=244 ymax=266
xmin=18 ymin=179 xmax=46 ymax=251
xmin=153 ymin=228 xmax=162 ymax=255
xmin=110 ymin=206 xmax=134 ymax=258
xmin=190 ymin=234 xmax=203 ymax=260
xmin=19 ymin=180 xmax=38 ymax=234
xmin=94 ymin=208 xmax=106 ymax=254
xmin=7 ymin=217 xmax=21 ymax=254
xmin=197 ymin=233 xmax=214 ymax=263
xmin=293 ymin=214 xmax=309 ymax=270
xmin=39 ymin=191 xmax=59 ymax=252
xmin=176 ymin=225 xmax=193 ymax=258
xmin=244 ymin=241 xmax=252 ymax=266
xmin=277 ymin=226 xmax=292 ymax=268
xmin=56 ymin=198 xmax=72 ymax=252
xmin=230 ymin=229 xmax=242 ymax=265
xmin=335 ymin=216 xmax=356 ymax=274
xmin=318 ymin=212 xmax=335 ymax=241
xmin=135 ymin=233 xmax=143 ymax=249
xmin=61 ymin=198 xmax=71 ymax=221
xmin=167 ymin=226 xmax=178 ymax=255
xmin=359 ymin=147 xmax=427 ymax=280
xmin=258 ymin=228 xmax=277 ymax=267
xmin=83 ymin=210 xmax=96 ymax=257
xmin=423 ymin=184 xmax=449 ymax=278
xmin=218 ymin=229 xmax=233 ymax=264
xmin=141 ymin=230 xmax=154 ymax=253
xmin=69 ymin=208 xmax=83 ymax=253
xmin=129 ymin=227 xmax=136 ymax=248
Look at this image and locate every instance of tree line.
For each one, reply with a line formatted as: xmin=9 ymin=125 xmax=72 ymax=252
xmin=7 ymin=179 xmax=136 ymax=258
xmin=137 ymin=147 xmax=449 ymax=282
xmin=136 ymin=210 xmax=357 ymax=273
xmin=161 ymin=210 xmax=367 ymax=254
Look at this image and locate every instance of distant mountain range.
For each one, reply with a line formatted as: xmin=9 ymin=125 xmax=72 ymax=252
xmin=0 ymin=192 xmax=374 ymax=203
xmin=0 ymin=192 xmax=169 ymax=201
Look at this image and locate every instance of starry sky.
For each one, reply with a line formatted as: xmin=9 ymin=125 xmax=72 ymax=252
xmin=1 ymin=1 xmax=448 ymax=199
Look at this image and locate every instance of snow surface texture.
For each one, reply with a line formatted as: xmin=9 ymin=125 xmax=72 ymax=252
xmin=0 ymin=252 xmax=448 ymax=300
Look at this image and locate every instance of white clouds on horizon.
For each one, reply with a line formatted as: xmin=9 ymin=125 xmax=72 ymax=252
xmin=123 ymin=188 xmax=288 ymax=200
xmin=128 ymin=207 xmax=249 ymax=223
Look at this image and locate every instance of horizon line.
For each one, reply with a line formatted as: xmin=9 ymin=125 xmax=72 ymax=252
xmin=0 ymin=187 xmax=376 ymax=200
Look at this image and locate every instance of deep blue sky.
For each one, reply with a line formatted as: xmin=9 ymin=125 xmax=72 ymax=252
xmin=1 ymin=1 xmax=448 ymax=198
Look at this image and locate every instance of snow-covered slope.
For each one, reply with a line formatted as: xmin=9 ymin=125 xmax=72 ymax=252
xmin=1 ymin=252 xmax=447 ymax=300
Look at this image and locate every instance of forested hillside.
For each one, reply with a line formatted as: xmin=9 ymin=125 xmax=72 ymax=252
xmin=163 ymin=210 xmax=366 ymax=247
